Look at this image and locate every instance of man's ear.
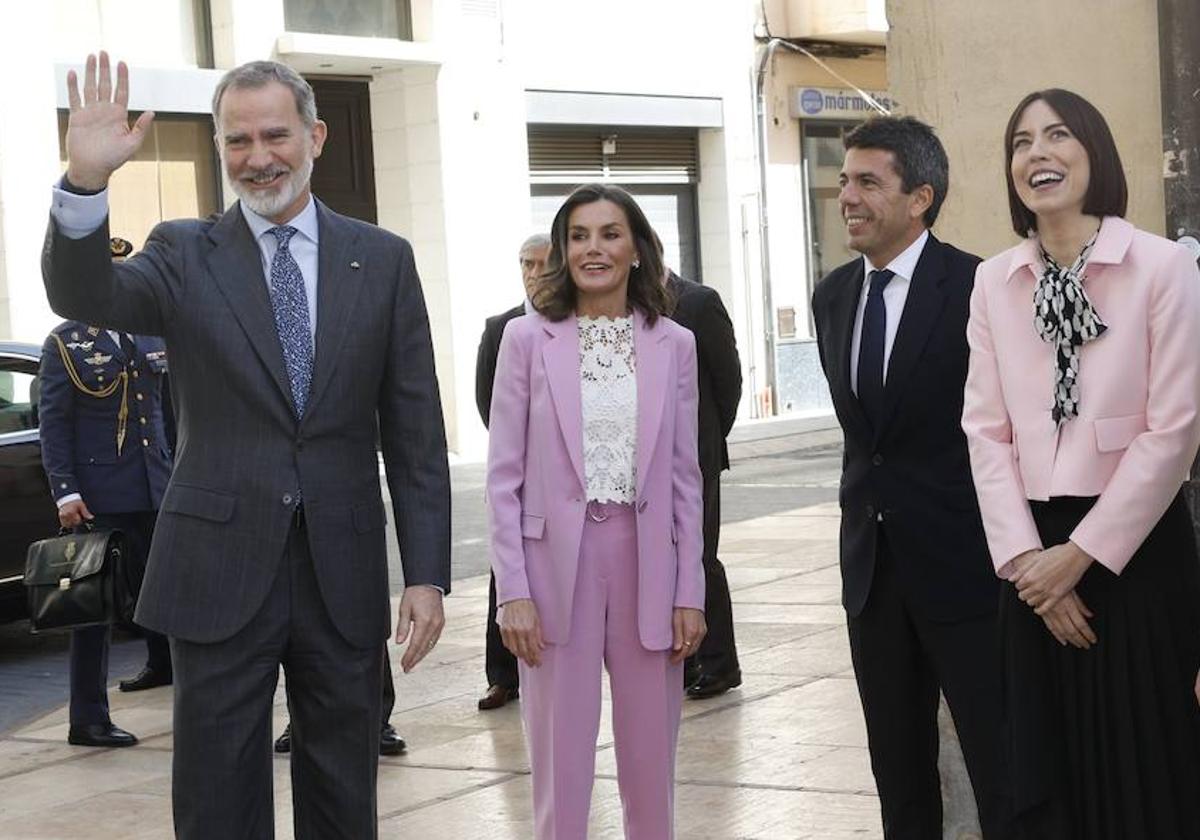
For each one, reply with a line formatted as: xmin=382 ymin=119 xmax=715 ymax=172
xmin=910 ymin=184 xmax=934 ymax=220
xmin=310 ymin=119 xmax=328 ymax=159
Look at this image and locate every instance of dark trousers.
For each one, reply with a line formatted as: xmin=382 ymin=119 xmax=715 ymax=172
xmin=685 ymin=476 xmax=739 ymax=677
xmin=68 ymin=510 xmax=170 ymax=726
xmin=484 ymin=571 xmax=520 ymax=689
xmin=847 ymin=532 xmax=1010 ymax=840
xmin=381 ymin=649 xmax=396 ymax=721
xmin=171 ymin=516 xmax=384 ymax=840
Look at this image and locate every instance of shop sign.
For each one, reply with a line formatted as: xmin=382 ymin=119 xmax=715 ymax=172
xmin=789 ymin=87 xmax=898 ymax=120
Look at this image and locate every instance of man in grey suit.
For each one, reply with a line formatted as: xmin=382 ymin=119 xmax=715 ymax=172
xmin=44 ymin=53 xmax=451 ymax=839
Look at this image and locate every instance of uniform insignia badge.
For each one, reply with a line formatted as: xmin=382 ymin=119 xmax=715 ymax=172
xmin=350 ymin=260 xmax=361 ymax=270
xmin=80 ymin=341 xmax=94 ymax=350
xmin=83 ymin=352 xmax=112 ymax=366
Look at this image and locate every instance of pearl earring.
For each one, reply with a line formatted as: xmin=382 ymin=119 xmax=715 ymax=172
xmin=632 ymin=259 xmax=641 ymax=269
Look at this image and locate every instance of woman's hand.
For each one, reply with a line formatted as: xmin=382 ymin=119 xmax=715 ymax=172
xmin=498 ymin=598 xmax=545 ymax=667
xmin=670 ymin=608 xmax=707 ymax=665
xmin=1039 ymin=590 xmax=1097 ymax=649
xmin=1004 ymin=549 xmax=1040 ymax=581
xmin=1015 ymin=541 xmax=1094 ymax=614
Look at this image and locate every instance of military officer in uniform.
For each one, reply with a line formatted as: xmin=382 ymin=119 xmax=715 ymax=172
xmin=38 ymin=236 xmax=175 ymax=747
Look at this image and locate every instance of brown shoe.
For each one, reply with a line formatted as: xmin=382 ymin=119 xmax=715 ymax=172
xmin=477 ymin=684 xmax=519 ymax=711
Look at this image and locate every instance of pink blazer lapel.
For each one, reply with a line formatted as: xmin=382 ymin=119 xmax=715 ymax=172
xmin=540 ymin=316 xmax=587 ymax=491
xmin=634 ymin=309 xmax=670 ymax=497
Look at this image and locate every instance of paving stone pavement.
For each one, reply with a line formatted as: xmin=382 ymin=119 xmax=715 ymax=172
xmin=0 ymin=500 xmax=983 ymax=839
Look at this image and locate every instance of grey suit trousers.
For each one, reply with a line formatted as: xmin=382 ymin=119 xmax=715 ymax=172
xmin=170 ymin=515 xmax=383 ymax=840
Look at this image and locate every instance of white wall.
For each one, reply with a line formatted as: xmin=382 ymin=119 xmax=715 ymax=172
xmin=0 ymin=6 xmax=71 ymax=343
xmin=53 ymin=0 xmax=210 ymax=66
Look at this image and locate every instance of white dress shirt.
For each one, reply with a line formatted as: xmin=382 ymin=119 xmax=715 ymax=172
xmin=849 ymin=229 xmax=930 ymax=394
xmin=50 ymin=185 xmax=321 ymax=343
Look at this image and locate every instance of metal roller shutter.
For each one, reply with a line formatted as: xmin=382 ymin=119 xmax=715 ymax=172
xmin=528 ymin=128 xmax=699 ymax=185
xmin=527 ymin=127 xmax=702 ymax=280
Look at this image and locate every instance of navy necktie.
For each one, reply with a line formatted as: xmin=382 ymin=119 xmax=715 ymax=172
xmin=267 ymin=226 xmax=313 ymax=417
xmin=857 ymin=268 xmax=895 ymax=429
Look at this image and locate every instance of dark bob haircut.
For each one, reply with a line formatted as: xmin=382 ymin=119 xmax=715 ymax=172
xmin=844 ymin=115 xmax=949 ymax=228
xmin=1003 ymin=89 xmax=1128 ymax=237
xmin=532 ymin=183 xmax=672 ymax=324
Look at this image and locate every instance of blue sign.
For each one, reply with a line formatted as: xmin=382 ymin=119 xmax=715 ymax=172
xmin=799 ymin=88 xmax=825 ymax=116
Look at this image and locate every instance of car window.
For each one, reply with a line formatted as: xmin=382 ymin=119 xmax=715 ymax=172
xmin=0 ymin=365 xmax=37 ymax=435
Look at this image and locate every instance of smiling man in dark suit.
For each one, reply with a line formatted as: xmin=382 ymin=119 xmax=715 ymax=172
xmin=810 ymin=116 xmax=1009 ymax=839
xmin=44 ymin=53 xmax=450 ymax=839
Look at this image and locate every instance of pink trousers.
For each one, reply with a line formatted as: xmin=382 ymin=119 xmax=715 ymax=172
xmin=518 ymin=503 xmax=684 ymax=840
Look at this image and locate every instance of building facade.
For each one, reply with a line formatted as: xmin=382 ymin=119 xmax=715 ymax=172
xmin=2 ymin=0 xmax=908 ymax=456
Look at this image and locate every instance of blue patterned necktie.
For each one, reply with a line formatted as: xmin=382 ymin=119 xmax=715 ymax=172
xmin=857 ymin=268 xmax=895 ymax=429
xmin=267 ymin=226 xmax=313 ymax=417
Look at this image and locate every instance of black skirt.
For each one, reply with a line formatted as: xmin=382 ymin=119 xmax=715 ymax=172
xmin=1002 ymin=491 xmax=1200 ymax=840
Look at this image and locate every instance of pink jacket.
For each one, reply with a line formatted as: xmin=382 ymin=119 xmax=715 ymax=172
xmin=486 ymin=309 xmax=705 ymax=650
xmin=963 ymin=216 xmax=1200 ymax=576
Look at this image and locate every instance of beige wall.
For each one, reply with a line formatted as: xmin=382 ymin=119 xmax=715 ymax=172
xmin=886 ymin=0 xmax=1164 ymax=260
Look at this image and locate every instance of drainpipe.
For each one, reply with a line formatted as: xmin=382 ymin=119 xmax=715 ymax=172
xmin=753 ymin=39 xmax=781 ymax=418
xmin=1157 ymin=0 xmax=1200 ymax=540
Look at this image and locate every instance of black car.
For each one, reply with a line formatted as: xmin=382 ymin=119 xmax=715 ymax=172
xmin=0 ymin=342 xmax=59 ymax=622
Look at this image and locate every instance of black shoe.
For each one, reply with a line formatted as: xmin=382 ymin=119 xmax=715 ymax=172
xmin=686 ymin=670 xmax=743 ymax=700
xmin=379 ymin=723 xmax=407 ymax=756
xmin=68 ymin=722 xmax=138 ymax=748
xmin=274 ymin=723 xmax=292 ymax=754
xmin=477 ymin=684 xmax=519 ymax=711
xmin=119 ymin=666 xmax=173 ymax=692
xmin=683 ymin=664 xmax=702 ymax=690
xmin=277 ymin=722 xmax=406 ymax=756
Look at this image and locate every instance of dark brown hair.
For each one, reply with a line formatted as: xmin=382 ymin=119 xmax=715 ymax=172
xmin=532 ymin=183 xmax=673 ymax=324
xmin=1003 ymin=89 xmax=1128 ymax=237
xmin=844 ymin=115 xmax=949 ymax=228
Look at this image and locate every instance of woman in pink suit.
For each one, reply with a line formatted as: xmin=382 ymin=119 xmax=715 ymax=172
xmin=963 ymin=89 xmax=1200 ymax=839
xmin=486 ymin=183 xmax=706 ymax=839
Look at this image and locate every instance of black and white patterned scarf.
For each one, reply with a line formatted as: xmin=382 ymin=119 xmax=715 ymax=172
xmin=1033 ymin=232 xmax=1106 ymax=426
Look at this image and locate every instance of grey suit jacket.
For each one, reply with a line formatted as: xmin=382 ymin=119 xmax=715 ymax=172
xmin=42 ymin=200 xmax=451 ymax=648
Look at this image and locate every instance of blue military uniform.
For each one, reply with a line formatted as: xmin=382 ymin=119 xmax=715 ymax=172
xmin=38 ymin=319 xmax=174 ymax=732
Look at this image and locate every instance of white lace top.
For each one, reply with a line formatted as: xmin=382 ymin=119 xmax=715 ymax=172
xmin=578 ymin=315 xmax=637 ymax=503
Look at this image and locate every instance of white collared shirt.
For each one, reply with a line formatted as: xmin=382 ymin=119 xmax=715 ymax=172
xmin=849 ymin=229 xmax=930 ymax=394
xmin=50 ymin=184 xmax=321 ymax=342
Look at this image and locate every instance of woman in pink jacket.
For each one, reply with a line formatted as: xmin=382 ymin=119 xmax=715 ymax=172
xmin=963 ymin=88 xmax=1200 ymax=838
xmin=486 ymin=183 xmax=706 ymax=839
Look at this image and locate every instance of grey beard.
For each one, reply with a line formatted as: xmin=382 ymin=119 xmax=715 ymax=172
xmin=230 ymin=157 xmax=314 ymax=219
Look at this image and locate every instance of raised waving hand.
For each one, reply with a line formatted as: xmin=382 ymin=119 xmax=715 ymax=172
xmin=64 ymin=52 xmax=155 ymax=191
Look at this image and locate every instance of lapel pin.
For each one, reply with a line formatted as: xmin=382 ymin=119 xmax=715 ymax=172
xmin=350 ymin=260 xmax=361 ymax=270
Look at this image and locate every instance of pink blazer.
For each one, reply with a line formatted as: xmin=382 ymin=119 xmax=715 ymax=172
xmin=963 ymin=216 xmax=1200 ymax=576
xmin=486 ymin=309 xmax=705 ymax=650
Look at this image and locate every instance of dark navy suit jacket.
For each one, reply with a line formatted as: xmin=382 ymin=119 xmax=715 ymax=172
xmin=39 ymin=321 xmax=173 ymax=514
xmin=811 ymin=235 xmax=998 ymax=622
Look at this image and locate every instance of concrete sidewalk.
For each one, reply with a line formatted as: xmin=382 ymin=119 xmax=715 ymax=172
xmin=0 ymin=500 xmax=979 ymax=839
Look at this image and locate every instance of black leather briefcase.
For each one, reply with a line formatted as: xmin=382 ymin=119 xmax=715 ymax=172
xmin=23 ymin=527 xmax=132 ymax=633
